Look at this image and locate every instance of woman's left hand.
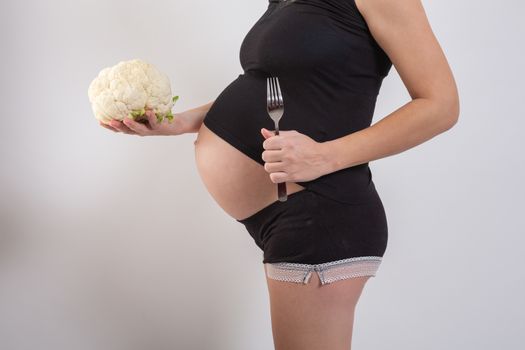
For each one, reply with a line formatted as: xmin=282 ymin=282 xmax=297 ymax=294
xmin=260 ymin=128 xmax=331 ymax=184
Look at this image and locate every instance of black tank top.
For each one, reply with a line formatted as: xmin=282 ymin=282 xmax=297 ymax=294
xmin=202 ymin=0 xmax=393 ymax=204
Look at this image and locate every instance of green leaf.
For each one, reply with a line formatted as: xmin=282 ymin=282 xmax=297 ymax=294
xmin=172 ymin=95 xmax=179 ymax=103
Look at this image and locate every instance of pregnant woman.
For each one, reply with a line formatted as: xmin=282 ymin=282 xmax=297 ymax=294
xmin=101 ymin=0 xmax=459 ymax=349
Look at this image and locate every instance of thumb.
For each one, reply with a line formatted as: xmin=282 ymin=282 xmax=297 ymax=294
xmin=145 ymin=108 xmax=158 ymax=126
xmin=261 ymin=127 xmax=275 ymax=139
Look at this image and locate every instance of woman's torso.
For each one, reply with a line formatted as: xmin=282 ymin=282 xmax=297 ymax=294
xmin=194 ymin=0 xmax=393 ymax=221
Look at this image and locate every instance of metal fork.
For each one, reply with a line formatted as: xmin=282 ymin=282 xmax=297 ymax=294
xmin=266 ymin=76 xmax=288 ymax=201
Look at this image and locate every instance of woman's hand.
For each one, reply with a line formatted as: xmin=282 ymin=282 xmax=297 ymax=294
xmin=99 ymin=109 xmax=192 ymax=136
xmin=260 ymin=128 xmax=332 ymax=184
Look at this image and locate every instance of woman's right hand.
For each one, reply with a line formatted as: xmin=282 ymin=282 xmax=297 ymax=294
xmin=99 ymin=109 xmax=194 ymax=136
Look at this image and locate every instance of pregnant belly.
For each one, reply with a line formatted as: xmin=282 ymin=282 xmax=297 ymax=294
xmin=194 ymin=122 xmax=305 ymax=221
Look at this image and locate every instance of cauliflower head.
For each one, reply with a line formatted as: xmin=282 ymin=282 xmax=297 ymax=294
xmin=88 ymin=59 xmax=179 ymax=123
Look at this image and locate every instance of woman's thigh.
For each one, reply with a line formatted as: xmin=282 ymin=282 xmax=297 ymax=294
xmin=265 ymin=271 xmax=371 ymax=350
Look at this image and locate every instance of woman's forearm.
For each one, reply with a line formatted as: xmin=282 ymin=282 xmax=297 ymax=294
xmin=319 ymin=98 xmax=459 ymax=175
xmin=179 ymin=100 xmax=215 ymax=133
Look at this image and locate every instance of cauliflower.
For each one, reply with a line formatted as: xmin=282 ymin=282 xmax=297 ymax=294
xmin=88 ymin=59 xmax=180 ymax=124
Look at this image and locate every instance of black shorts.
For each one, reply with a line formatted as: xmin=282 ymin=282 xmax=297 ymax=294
xmin=236 ymin=188 xmax=388 ymax=285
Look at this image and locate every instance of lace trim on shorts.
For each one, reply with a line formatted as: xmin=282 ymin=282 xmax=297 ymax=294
xmin=264 ymin=256 xmax=382 ymax=285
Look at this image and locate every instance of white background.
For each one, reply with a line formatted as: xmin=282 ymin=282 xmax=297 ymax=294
xmin=1 ymin=0 xmax=524 ymax=349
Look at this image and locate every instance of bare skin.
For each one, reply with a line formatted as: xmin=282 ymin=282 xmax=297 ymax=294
xmin=193 ymin=122 xmax=307 ymax=220
xmin=99 ymin=0 xmax=460 ymax=348
xmin=266 ymin=273 xmax=371 ymax=350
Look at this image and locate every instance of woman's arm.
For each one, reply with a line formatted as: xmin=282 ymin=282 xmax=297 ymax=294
xmin=179 ymin=100 xmax=215 ymax=133
xmin=320 ymin=0 xmax=460 ymax=174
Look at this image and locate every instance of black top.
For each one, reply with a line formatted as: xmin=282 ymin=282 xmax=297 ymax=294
xmin=203 ymin=0 xmax=393 ymax=204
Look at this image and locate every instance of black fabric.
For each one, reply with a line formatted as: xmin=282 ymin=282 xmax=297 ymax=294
xmin=237 ymin=188 xmax=388 ymax=264
xmin=202 ymin=0 xmax=392 ymax=204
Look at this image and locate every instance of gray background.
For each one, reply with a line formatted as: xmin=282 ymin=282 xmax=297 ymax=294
xmin=1 ymin=0 xmax=523 ymax=349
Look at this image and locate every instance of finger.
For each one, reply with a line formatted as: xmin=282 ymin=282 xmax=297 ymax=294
xmin=122 ymin=117 xmax=151 ymax=136
xmin=264 ymin=160 xmax=286 ymax=174
xmin=145 ymin=109 xmax=159 ymax=129
xmin=99 ymin=121 xmax=120 ymax=132
xmin=269 ymin=172 xmax=288 ymax=184
xmin=110 ymin=120 xmax=136 ymax=135
xmin=261 ymin=149 xmax=284 ymax=163
xmin=262 ymin=136 xmax=283 ymax=150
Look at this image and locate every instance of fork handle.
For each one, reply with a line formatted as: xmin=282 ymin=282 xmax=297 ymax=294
xmin=273 ymin=128 xmax=288 ymax=201
xmin=277 ymin=182 xmax=287 ymax=202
